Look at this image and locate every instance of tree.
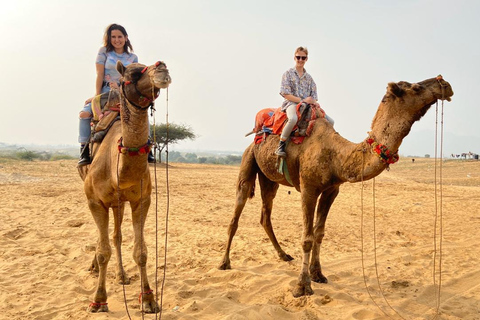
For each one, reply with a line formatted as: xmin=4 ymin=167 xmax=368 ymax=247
xmin=151 ymin=123 xmax=196 ymax=162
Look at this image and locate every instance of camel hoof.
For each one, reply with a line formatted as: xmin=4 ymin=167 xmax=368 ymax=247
xmin=310 ymin=270 xmax=328 ymax=283
xmin=292 ymin=283 xmax=314 ymax=297
xmin=87 ymin=302 xmax=108 ymax=313
xmin=292 ymin=273 xmax=314 ymax=298
xmin=218 ymin=259 xmax=231 ymax=270
xmin=116 ymin=274 xmax=130 ymax=285
xmin=279 ymin=252 xmax=294 ymax=261
xmin=143 ymin=300 xmax=161 ymax=314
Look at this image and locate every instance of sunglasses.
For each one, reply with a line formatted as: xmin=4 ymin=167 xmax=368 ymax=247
xmin=296 ymin=56 xmax=307 ymax=61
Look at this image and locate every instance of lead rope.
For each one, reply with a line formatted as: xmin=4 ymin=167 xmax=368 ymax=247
xmin=149 ymin=80 xmax=160 ymax=320
xmin=116 ymin=152 xmax=133 ymax=320
xmin=432 ymin=89 xmax=445 ymax=317
xmin=361 ymin=96 xmax=445 ymax=319
xmin=360 ymin=153 xmax=388 ymax=317
xmin=158 ymin=87 xmax=170 ymax=320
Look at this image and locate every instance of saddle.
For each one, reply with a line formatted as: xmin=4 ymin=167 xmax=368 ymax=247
xmin=90 ymin=89 xmax=121 ymax=143
xmin=250 ymin=102 xmax=325 ymax=144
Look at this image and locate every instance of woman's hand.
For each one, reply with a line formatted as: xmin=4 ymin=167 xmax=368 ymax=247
xmin=303 ymin=96 xmax=316 ymax=104
xmin=84 ymin=97 xmax=93 ymax=104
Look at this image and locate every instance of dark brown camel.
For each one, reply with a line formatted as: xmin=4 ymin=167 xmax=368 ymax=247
xmin=219 ymin=76 xmax=453 ymax=297
xmin=78 ymin=61 xmax=171 ymax=312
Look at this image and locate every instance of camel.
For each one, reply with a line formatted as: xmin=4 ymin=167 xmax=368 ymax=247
xmin=78 ymin=60 xmax=171 ymax=312
xmin=219 ymin=76 xmax=453 ymax=297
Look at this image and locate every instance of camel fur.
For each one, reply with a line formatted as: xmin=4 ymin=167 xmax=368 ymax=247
xmin=219 ymin=76 xmax=454 ymax=298
xmin=78 ymin=60 xmax=171 ymax=313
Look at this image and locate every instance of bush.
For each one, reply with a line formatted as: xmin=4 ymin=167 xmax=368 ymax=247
xmin=16 ymin=151 xmax=40 ymax=161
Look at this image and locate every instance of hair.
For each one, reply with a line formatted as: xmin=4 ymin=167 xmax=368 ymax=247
xmin=295 ymin=46 xmax=308 ymax=56
xmin=103 ymin=23 xmax=134 ymax=53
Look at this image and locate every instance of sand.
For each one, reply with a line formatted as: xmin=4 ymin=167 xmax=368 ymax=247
xmin=0 ymin=158 xmax=479 ymax=320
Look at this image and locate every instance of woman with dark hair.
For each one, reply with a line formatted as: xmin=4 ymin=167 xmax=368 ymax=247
xmin=78 ymin=24 xmax=152 ymax=165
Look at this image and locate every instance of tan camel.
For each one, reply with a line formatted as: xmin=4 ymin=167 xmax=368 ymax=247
xmin=78 ymin=60 xmax=171 ymax=312
xmin=219 ymin=76 xmax=453 ymax=297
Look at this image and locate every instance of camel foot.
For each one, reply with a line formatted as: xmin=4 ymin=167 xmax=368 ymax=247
xmin=310 ymin=264 xmax=328 ymax=283
xmin=143 ymin=300 xmax=161 ymax=313
xmin=87 ymin=302 xmax=108 ymax=313
xmin=218 ymin=258 xmax=231 ymax=270
xmin=116 ymin=271 xmax=130 ymax=285
xmin=278 ymin=251 xmax=294 ymax=262
xmin=292 ymin=273 xmax=314 ymax=298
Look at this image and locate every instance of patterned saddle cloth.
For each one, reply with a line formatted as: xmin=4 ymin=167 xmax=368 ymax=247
xmin=90 ymin=89 xmax=121 ymax=142
xmin=251 ymin=103 xmax=325 ymax=144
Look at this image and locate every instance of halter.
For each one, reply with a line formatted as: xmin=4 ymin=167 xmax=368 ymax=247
xmin=120 ymin=61 xmax=165 ymax=109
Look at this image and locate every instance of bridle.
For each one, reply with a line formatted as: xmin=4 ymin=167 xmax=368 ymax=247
xmin=120 ymin=61 xmax=165 ymax=110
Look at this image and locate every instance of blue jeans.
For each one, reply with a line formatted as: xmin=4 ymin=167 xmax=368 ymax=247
xmin=78 ymin=86 xmax=110 ymax=144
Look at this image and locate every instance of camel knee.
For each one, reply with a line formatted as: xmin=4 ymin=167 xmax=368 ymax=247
xmin=96 ymin=252 xmax=111 ymax=266
xmin=302 ymin=236 xmax=314 ymax=252
xmin=79 ymin=111 xmax=92 ymax=119
xmin=134 ymin=252 xmax=148 ymax=267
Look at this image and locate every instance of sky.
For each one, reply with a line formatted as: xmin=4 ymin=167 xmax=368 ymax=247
xmin=0 ymin=0 xmax=479 ymax=157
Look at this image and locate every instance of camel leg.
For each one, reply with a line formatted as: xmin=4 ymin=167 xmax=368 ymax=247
xmin=112 ymin=203 xmax=130 ymax=284
xmin=258 ymin=172 xmax=293 ymax=261
xmin=219 ymin=146 xmax=257 ymax=270
xmin=131 ymin=198 xmax=159 ymax=314
xmin=87 ymin=202 xmax=111 ymax=313
xmin=310 ymin=186 xmax=339 ymax=283
xmin=292 ymin=189 xmax=319 ymax=298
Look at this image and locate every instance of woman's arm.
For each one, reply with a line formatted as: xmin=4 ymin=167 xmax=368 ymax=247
xmin=282 ymin=94 xmax=303 ymax=104
xmin=282 ymin=94 xmax=318 ymax=105
xmin=95 ymin=63 xmax=105 ymax=96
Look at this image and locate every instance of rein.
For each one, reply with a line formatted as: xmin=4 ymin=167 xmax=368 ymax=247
xmin=359 ymin=77 xmax=447 ymax=319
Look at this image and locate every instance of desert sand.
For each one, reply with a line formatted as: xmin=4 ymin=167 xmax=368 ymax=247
xmin=0 ymin=157 xmax=479 ymax=320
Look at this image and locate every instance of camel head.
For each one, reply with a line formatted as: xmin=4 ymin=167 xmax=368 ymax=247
xmin=117 ymin=61 xmax=172 ymax=109
xmin=371 ymin=76 xmax=454 ymax=142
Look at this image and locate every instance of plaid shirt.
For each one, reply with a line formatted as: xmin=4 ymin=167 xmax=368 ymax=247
xmin=280 ymin=67 xmax=318 ymax=110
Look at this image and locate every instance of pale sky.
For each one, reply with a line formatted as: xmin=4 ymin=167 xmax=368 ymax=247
xmin=1 ymin=0 xmax=478 ymax=156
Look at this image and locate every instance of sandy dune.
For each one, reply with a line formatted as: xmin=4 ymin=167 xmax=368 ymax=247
xmin=0 ymin=158 xmax=479 ymax=320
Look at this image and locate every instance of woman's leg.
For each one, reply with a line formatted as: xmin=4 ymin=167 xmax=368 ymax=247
xmin=275 ymin=103 xmax=298 ymax=157
xmin=78 ymin=103 xmax=93 ymax=165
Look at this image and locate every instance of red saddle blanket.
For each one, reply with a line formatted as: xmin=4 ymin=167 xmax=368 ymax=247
xmin=252 ymin=103 xmax=325 ymax=144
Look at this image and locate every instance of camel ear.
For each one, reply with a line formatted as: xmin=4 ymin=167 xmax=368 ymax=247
xmin=116 ymin=61 xmax=126 ymax=76
xmin=387 ymin=82 xmax=404 ymax=98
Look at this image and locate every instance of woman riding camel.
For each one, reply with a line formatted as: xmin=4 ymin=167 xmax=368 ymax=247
xmin=78 ymin=23 xmax=156 ymax=165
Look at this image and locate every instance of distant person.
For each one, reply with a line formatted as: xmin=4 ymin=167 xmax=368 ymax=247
xmin=78 ymin=24 xmax=155 ymax=165
xmin=276 ymin=46 xmax=334 ymax=157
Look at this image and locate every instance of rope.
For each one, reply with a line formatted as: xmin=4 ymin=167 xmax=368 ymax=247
xmin=150 ymin=78 xmax=160 ymax=320
xmin=360 ymin=153 xmax=392 ymax=318
xmin=432 ymin=94 xmax=445 ymax=317
xmin=116 ymin=152 xmax=133 ymax=320
xmin=140 ymin=178 xmax=145 ymax=320
xmin=158 ymin=87 xmax=170 ymax=320
xmin=360 ymin=93 xmax=446 ymax=319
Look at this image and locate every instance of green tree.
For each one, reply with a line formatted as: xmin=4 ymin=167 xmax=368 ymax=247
xmin=151 ymin=123 xmax=196 ymax=162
